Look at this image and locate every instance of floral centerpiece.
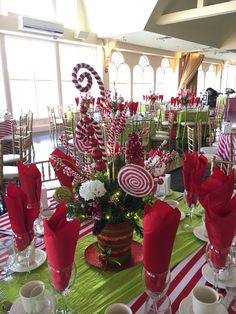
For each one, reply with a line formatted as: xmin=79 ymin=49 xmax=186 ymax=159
xmin=51 ymin=63 xmax=178 ymax=268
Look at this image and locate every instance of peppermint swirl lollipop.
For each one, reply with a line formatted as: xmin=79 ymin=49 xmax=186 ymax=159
xmin=118 ymin=164 xmax=154 ymax=197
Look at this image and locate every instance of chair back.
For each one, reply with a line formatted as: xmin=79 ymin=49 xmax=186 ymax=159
xmin=187 ymin=125 xmax=196 ymax=153
xmin=211 ymin=155 xmax=236 ymax=176
xmin=33 ymin=160 xmax=59 ymax=191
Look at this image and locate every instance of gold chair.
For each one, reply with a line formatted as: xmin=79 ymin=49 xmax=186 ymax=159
xmin=211 ymin=155 xmax=236 ymax=176
xmin=180 ymin=107 xmax=200 ymax=141
xmin=187 ymin=125 xmax=196 ymax=154
xmin=33 ymin=160 xmax=60 ymax=192
xmin=47 ymin=106 xmax=63 ymax=141
xmin=151 ymin=112 xmax=174 ymax=149
xmin=0 ymin=141 xmax=18 ymax=191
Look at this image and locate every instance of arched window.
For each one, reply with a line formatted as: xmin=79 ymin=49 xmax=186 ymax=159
xmin=197 ymin=65 xmax=205 ymax=96
xmin=156 ymin=58 xmax=175 ymax=100
xmin=205 ymin=64 xmax=217 ymax=91
xmin=109 ymin=52 xmax=131 ymax=100
xmin=133 ymin=56 xmax=154 ymax=101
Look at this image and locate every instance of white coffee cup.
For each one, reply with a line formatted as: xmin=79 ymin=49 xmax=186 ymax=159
xmin=192 ymin=285 xmax=223 ymax=314
xmin=104 ymin=303 xmax=132 ymax=314
xmin=20 ymin=280 xmax=46 ymax=314
xmin=166 ymin=200 xmax=179 ymax=208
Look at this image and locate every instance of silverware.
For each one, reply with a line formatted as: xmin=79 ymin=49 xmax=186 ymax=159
xmin=174 ymin=194 xmax=184 ymax=201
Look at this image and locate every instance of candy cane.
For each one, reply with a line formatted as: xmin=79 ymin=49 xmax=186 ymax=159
xmin=92 ymin=121 xmax=108 ymax=162
xmin=72 ymin=63 xmax=108 ymax=130
xmin=145 ymin=140 xmax=167 ymax=169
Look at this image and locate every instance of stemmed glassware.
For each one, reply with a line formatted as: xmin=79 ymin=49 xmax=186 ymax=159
xmin=0 ymin=235 xmax=16 ymax=281
xmin=206 ymin=243 xmax=232 ymax=291
xmin=143 ymin=267 xmax=172 ymax=314
xmin=13 ymin=229 xmax=36 ymax=273
xmin=48 ymin=262 xmax=76 ymax=314
xmin=183 ymin=190 xmax=198 ymax=230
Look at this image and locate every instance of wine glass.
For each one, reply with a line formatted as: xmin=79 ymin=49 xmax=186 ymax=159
xmin=183 ymin=190 xmax=198 ymax=230
xmin=224 ymin=287 xmax=236 ymax=312
xmin=231 ymin=235 xmax=236 ymax=267
xmin=206 ymin=243 xmax=232 ymax=291
xmin=13 ymin=229 xmax=36 ymax=273
xmin=143 ymin=267 xmax=171 ymax=314
xmin=48 ymin=262 xmax=76 ymax=314
xmin=0 ymin=235 xmax=16 ymax=281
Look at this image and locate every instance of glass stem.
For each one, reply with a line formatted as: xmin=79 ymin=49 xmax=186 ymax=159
xmin=189 ymin=204 xmax=195 ymax=227
xmin=213 ymin=271 xmax=219 ymax=291
xmin=61 ymin=293 xmax=68 ymax=314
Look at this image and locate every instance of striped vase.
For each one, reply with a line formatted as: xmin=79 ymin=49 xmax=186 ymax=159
xmin=97 ymin=221 xmax=133 ymax=265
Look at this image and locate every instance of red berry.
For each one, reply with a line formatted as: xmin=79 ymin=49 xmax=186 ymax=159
xmin=80 ymin=106 xmax=88 ymax=114
xmin=95 ymin=160 xmax=106 ymax=171
xmin=90 ymin=138 xmax=98 ymax=147
xmin=91 ymin=148 xmax=103 ymax=160
xmin=85 ymin=126 xmax=94 ymax=136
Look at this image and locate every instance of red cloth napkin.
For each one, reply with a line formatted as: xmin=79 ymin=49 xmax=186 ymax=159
xmin=50 ymin=149 xmax=77 ymax=190
xmin=43 ymin=203 xmax=80 ymax=291
xmin=143 ymin=199 xmax=180 ymax=292
xmin=4 ymin=182 xmax=38 ymax=251
xmin=18 ymin=161 xmax=42 ymax=215
xmin=198 ymin=168 xmax=236 ymax=268
xmin=182 ymin=152 xmax=208 ymax=206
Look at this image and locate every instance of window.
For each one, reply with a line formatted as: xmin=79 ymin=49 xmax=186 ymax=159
xmin=0 ymin=47 xmax=6 ymax=112
xmin=59 ymin=43 xmax=101 ymax=110
xmin=5 ymin=36 xmax=58 ymax=119
xmin=222 ymin=65 xmax=236 ymax=93
xmin=205 ymin=64 xmax=217 ymax=91
xmin=156 ymin=58 xmax=175 ymax=100
xmin=133 ymin=56 xmax=154 ymax=101
xmin=197 ymin=65 xmax=205 ymax=96
xmin=109 ymin=52 xmax=131 ymax=100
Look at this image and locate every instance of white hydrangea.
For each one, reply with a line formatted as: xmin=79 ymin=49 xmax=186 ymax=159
xmin=79 ymin=180 xmax=107 ymax=201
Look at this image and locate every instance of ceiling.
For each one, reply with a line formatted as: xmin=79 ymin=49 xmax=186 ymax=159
xmin=83 ymin=0 xmax=236 ymax=64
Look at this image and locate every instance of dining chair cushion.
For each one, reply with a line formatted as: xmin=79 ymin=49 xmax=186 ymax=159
xmin=180 ymin=121 xmax=195 ymax=126
xmin=161 ymin=121 xmax=169 ymax=126
xmin=151 ymin=134 xmax=170 ymax=141
xmin=200 ymin=146 xmax=218 ymax=155
xmin=3 ymin=154 xmax=20 ymax=164
xmin=201 ymin=153 xmax=223 ymax=162
xmin=3 ymin=166 xmax=18 ymax=179
xmin=212 ymin=141 xmax=218 ymax=147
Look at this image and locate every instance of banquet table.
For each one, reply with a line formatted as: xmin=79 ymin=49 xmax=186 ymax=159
xmin=0 ymin=192 xmax=234 ymax=314
xmin=176 ymin=110 xmax=209 ymax=139
xmin=217 ymin=132 xmax=236 ymax=161
xmin=0 ymin=119 xmax=16 ymax=154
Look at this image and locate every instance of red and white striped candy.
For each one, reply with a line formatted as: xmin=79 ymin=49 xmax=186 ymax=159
xmin=74 ymin=137 xmax=93 ymax=153
xmin=118 ymin=164 xmax=154 ymax=197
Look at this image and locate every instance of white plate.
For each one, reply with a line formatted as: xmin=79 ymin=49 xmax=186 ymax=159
xmin=179 ymin=295 xmax=228 ymax=314
xmin=10 ymin=290 xmax=56 ymax=314
xmin=193 ymin=225 xmax=208 ymax=242
xmin=10 ymin=249 xmax=47 ymax=272
xmin=202 ymin=263 xmax=236 ymax=289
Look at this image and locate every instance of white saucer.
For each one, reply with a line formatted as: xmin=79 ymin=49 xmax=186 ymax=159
xmin=179 ymin=210 xmax=186 ymax=221
xmin=10 ymin=249 xmax=47 ymax=272
xmin=202 ymin=263 xmax=236 ymax=289
xmin=193 ymin=225 xmax=208 ymax=242
xmin=179 ymin=295 xmax=228 ymax=314
xmin=10 ymin=290 xmax=56 ymax=314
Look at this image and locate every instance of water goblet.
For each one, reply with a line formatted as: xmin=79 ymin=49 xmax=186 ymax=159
xmin=183 ymin=190 xmax=198 ymax=230
xmin=0 ymin=235 xmax=16 ymax=281
xmin=13 ymin=229 xmax=36 ymax=273
xmin=231 ymin=235 xmax=236 ymax=267
xmin=206 ymin=243 xmax=232 ymax=291
xmin=143 ymin=267 xmax=171 ymax=314
xmin=48 ymin=262 xmax=76 ymax=314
